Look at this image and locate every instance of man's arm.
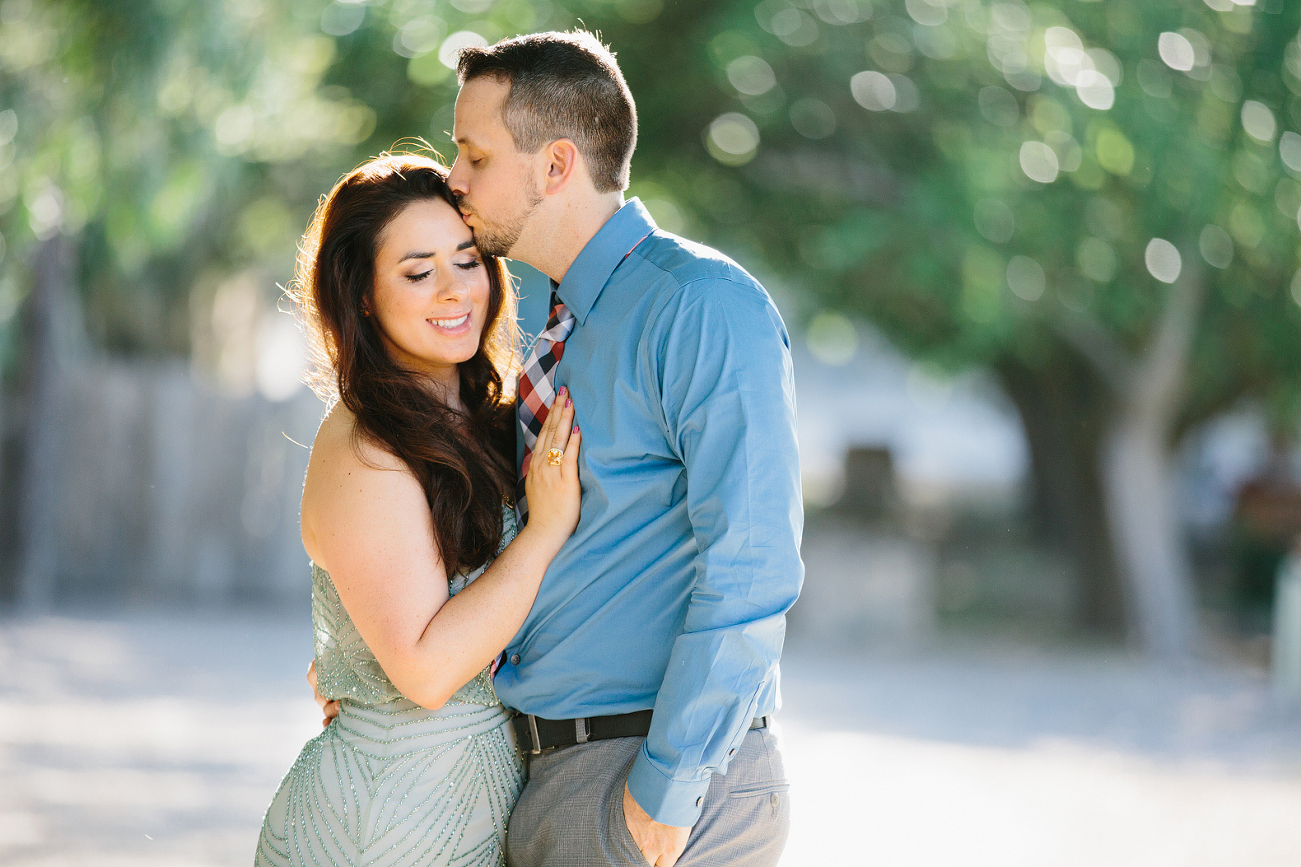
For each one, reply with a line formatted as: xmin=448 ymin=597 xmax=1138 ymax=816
xmin=625 ymin=277 xmax=803 ymax=834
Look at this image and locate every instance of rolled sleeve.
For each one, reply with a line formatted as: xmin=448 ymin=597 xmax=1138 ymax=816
xmin=624 ymin=277 xmax=804 ymax=827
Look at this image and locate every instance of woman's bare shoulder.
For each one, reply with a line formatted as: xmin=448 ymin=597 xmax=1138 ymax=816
xmin=301 ymin=403 xmax=423 ymax=561
xmin=308 ymin=402 xmax=405 ymax=478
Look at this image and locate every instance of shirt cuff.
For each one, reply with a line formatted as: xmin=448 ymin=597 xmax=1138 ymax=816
xmin=625 ymin=746 xmax=712 ymax=828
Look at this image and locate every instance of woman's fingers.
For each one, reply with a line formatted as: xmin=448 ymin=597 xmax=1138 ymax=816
xmin=532 ymin=388 xmax=573 ymax=476
xmin=563 ymin=425 xmax=581 ymax=479
xmin=550 ymin=395 xmax=574 ymax=455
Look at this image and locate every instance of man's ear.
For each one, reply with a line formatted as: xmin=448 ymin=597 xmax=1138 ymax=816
xmin=542 ymin=139 xmax=582 ymax=195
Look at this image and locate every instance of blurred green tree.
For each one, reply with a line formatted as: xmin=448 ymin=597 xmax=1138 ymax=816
xmin=4 ymin=0 xmax=1300 ymax=657
xmin=619 ymin=0 xmax=1301 ymax=659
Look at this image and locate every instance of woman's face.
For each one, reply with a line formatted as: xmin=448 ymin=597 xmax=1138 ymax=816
xmin=370 ymin=197 xmax=492 ymax=388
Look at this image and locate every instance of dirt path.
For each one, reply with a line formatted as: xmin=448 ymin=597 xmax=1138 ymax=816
xmin=1 ymin=613 xmax=1298 ymax=865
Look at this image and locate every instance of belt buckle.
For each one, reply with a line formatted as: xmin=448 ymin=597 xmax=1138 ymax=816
xmin=527 ymin=714 xmax=543 ymax=755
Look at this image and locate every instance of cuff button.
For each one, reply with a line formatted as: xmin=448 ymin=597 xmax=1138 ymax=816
xmin=509 ymin=654 xmax=521 ymax=665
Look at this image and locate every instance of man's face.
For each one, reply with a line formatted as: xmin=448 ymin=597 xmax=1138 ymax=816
xmin=448 ymin=76 xmax=543 ymax=258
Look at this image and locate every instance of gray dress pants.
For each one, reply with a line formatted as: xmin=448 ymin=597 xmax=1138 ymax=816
xmin=505 ymin=727 xmax=790 ymax=867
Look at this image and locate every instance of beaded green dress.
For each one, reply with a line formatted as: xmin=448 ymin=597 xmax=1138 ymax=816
xmin=255 ymin=510 xmax=525 ymax=867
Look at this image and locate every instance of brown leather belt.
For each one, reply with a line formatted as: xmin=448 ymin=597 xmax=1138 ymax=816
xmin=512 ymin=709 xmax=769 ymax=755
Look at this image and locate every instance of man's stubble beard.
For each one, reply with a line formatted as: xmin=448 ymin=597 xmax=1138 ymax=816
xmin=463 ymin=177 xmax=544 ymax=259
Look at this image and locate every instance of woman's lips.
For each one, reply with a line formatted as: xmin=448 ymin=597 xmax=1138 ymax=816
xmin=428 ymin=313 xmax=471 ymax=333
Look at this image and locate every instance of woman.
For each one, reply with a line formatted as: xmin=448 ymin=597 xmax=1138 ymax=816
xmin=254 ymin=153 xmax=580 ymax=866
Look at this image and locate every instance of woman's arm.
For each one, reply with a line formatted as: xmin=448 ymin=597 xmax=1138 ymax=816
xmin=302 ymin=395 xmax=580 ymax=710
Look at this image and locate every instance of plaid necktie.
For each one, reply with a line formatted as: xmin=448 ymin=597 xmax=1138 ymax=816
xmin=515 ymin=290 xmax=576 ymax=523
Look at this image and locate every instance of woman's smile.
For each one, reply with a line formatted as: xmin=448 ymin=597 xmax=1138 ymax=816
xmin=429 ymin=312 xmax=472 ymax=333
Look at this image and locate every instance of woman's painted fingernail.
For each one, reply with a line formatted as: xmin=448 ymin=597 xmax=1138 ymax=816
xmin=558 ymin=386 xmax=567 ymax=396
xmin=565 ymin=397 xmax=572 ymax=407
xmin=573 ymin=424 xmax=579 ymax=433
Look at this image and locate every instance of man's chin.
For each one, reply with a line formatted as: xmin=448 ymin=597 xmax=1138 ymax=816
xmin=473 ymin=231 xmax=514 ymax=259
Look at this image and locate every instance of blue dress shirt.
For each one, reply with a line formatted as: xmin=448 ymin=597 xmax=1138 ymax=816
xmin=495 ymin=198 xmax=804 ymax=827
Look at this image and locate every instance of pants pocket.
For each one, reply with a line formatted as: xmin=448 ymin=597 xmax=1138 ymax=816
xmin=606 ymin=760 xmax=654 ymax=867
xmin=728 ymin=778 xmax=791 ymax=823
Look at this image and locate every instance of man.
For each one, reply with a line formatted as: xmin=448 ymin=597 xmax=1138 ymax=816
xmin=449 ymin=30 xmax=802 ymax=867
xmin=324 ymin=29 xmax=803 ymax=866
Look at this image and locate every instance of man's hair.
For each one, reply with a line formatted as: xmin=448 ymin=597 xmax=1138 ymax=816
xmin=457 ymin=30 xmax=636 ymax=193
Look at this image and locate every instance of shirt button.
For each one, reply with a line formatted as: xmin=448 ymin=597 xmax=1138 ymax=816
xmin=695 ymin=797 xmax=703 ymax=808
xmin=510 ymin=654 xmax=521 ymax=665
xmin=728 ymin=749 xmax=736 ymax=757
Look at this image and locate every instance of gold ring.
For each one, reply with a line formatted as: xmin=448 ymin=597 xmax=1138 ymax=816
xmin=546 ymin=448 xmax=564 ymax=466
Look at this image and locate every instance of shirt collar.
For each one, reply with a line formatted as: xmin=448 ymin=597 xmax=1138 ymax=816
xmin=554 ymin=198 xmax=657 ymax=326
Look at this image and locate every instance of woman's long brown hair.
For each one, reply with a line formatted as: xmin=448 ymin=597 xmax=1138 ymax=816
xmin=290 ymin=152 xmax=520 ymax=575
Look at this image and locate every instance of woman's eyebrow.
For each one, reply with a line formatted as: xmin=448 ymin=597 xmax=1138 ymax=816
xmin=398 ymin=239 xmax=476 ymax=263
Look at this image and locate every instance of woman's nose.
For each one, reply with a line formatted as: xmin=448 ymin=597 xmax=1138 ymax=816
xmin=435 ymin=269 xmax=464 ymax=299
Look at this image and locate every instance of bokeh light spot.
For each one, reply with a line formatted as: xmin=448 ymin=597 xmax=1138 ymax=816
xmin=1276 ymin=178 xmax=1301 ymax=221
xmin=1241 ymin=101 xmax=1277 ymax=142
xmin=1137 ymin=59 xmax=1173 ymax=98
xmin=1198 ymin=225 xmax=1233 ymax=269
xmin=978 ymin=86 xmax=1019 ymax=127
xmin=0 ymin=109 xmax=17 ymax=146
xmin=790 ymin=98 xmax=837 ymax=139
xmin=727 ymin=56 xmax=776 ymax=96
xmin=1229 ymin=202 xmax=1265 ymax=248
xmin=1158 ymin=32 xmax=1195 ymax=72
xmin=904 ymin=0 xmax=946 ymax=26
xmin=1280 ymin=131 xmax=1301 ymax=172
xmin=1075 ymin=70 xmax=1115 ymax=110
xmin=706 ymin=113 xmax=760 ymax=165
xmin=807 ymin=312 xmax=857 ymax=365
xmin=1077 ymin=238 xmax=1117 ymax=282
xmin=1095 ymin=128 xmax=1135 ymax=176
xmin=1019 ymin=141 xmax=1059 ymax=183
xmin=615 ymin=0 xmax=664 ymax=24
xmin=851 ymin=71 xmax=896 ymax=111
xmin=320 ymin=1 xmax=364 ymax=37
xmin=439 ymin=31 xmax=487 ymax=69
xmin=1006 ymin=255 xmax=1045 ymax=301
xmin=1144 ymin=238 xmax=1182 ymax=284
xmin=887 ymin=74 xmax=920 ymax=112
xmin=1045 ymin=131 xmax=1082 ymax=172
xmin=394 ymin=16 xmax=446 ymax=59
xmin=811 ymin=0 xmax=871 ymax=25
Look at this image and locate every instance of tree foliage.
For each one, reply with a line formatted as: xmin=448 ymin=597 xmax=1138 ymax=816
xmin=4 ymin=0 xmax=1300 ymax=640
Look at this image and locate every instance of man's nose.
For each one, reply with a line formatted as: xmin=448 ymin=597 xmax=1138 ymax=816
xmin=447 ymin=158 xmax=468 ymax=197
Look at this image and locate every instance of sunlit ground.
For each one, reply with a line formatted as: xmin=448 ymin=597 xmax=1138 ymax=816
xmin=1 ymin=613 xmax=1299 ymax=866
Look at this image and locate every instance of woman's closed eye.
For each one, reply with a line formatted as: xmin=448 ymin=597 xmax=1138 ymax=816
xmin=456 ymin=256 xmax=482 ymax=271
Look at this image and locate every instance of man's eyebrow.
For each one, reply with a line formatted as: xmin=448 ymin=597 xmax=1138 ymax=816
xmin=399 ymin=240 xmax=475 ymax=263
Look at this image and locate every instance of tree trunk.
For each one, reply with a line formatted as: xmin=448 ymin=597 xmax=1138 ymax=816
xmin=1038 ymin=252 xmax=1206 ymax=660
xmin=1098 ymin=266 xmax=1205 ymax=662
xmin=1101 ymin=415 xmax=1199 ymax=659
xmin=997 ymin=353 xmax=1127 ymax=637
